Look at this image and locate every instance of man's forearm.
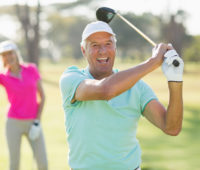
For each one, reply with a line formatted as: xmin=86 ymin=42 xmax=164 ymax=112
xmin=102 ymin=57 xmax=160 ymax=99
xmin=164 ymin=82 xmax=183 ymax=135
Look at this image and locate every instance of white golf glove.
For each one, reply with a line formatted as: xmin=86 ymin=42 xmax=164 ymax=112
xmin=162 ymin=49 xmax=184 ymax=82
xmin=29 ymin=120 xmax=41 ymax=141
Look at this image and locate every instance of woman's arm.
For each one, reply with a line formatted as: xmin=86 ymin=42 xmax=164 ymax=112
xmin=36 ymin=80 xmax=45 ymax=120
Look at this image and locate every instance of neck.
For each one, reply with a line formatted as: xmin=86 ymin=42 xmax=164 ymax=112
xmin=90 ymin=70 xmax=113 ymax=80
xmin=9 ymin=64 xmax=21 ymax=74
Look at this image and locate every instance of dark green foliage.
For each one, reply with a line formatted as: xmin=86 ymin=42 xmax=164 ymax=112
xmin=110 ymin=12 xmax=161 ymax=60
xmin=0 ymin=2 xmax=198 ymax=63
xmin=183 ymin=36 xmax=200 ymax=62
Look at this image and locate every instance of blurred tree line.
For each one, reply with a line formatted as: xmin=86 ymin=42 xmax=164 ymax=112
xmin=0 ymin=0 xmax=199 ymax=65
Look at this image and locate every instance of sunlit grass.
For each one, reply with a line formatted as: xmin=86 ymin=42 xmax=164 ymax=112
xmin=0 ymin=59 xmax=199 ymax=170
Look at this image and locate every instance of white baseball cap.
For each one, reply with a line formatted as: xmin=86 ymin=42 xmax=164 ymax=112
xmin=0 ymin=40 xmax=18 ymax=54
xmin=82 ymin=21 xmax=115 ymax=42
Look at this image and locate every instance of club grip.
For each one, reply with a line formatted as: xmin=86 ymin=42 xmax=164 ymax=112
xmin=172 ymin=59 xmax=180 ymax=67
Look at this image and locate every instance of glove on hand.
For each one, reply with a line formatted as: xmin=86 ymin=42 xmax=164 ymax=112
xmin=29 ymin=120 xmax=41 ymax=141
xmin=162 ymin=49 xmax=184 ymax=82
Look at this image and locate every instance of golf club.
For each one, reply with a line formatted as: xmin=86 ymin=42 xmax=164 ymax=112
xmin=96 ymin=7 xmax=180 ymax=67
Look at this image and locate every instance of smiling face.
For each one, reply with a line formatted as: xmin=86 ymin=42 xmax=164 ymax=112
xmin=81 ymin=32 xmax=116 ymax=79
xmin=0 ymin=50 xmax=19 ymax=69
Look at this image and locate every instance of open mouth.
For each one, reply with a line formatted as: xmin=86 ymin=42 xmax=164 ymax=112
xmin=97 ymin=57 xmax=109 ymax=63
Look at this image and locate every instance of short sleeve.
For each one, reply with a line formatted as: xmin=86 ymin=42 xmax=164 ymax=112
xmin=138 ymin=80 xmax=158 ymax=113
xmin=59 ymin=66 xmax=87 ymax=107
xmin=0 ymin=74 xmax=3 ymax=85
xmin=28 ymin=64 xmax=41 ymax=81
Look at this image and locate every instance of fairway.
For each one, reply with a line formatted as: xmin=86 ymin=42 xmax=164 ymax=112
xmin=0 ymin=59 xmax=200 ymax=170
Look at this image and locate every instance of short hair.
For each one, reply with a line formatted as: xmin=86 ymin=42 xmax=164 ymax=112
xmin=80 ymin=34 xmax=117 ymax=50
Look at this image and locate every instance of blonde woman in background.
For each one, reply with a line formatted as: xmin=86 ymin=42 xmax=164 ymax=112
xmin=0 ymin=40 xmax=48 ymax=170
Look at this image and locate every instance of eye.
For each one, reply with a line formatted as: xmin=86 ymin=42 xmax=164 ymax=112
xmin=92 ymin=44 xmax=99 ymax=48
xmin=106 ymin=42 xmax=113 ymax=46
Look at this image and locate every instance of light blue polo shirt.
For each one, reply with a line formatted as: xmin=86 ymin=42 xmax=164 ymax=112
xmin=60 ymin=66 xmax=157 ymax=170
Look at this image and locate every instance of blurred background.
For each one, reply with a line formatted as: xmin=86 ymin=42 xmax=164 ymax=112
xmin=0 ymin=0 xmax=199 ymax=170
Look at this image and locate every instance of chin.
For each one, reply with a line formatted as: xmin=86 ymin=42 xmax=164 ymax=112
xmin=100 ymin=69 xmax=112 ymax=75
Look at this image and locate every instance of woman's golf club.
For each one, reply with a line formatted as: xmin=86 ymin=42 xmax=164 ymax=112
xmin=96 ymin=7 xmax=180 ymax=67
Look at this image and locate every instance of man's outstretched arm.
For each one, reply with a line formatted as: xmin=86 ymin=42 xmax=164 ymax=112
xmin=74 ymin=43 xmax=172 ymax=102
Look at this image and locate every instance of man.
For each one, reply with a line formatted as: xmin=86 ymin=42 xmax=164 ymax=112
xmin=60 ymin=21 xmax=184 ymax=170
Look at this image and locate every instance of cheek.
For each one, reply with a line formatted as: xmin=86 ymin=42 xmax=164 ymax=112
xmin=88 ymin=47 xmax=98 ymax=55
xmin=2 ymin=57 xmax=8 ymax=63
xmin=4 ymin=55 xmax=16 ymax=64
xmin=108 ymin=46 xmax=116 ymax=56
xmin=87 ymin=48 xmax=98 ymax=60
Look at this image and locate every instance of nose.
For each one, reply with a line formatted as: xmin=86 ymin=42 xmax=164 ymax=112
xmin=98 ymin=45 xmax=107 ymax=54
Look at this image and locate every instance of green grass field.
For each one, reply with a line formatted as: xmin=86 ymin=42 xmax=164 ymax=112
xmin=0 ymin=59 xmax=200 ymax=170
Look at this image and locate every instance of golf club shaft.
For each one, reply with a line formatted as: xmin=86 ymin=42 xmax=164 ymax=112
xmin=116 ymin=13 xmax=180 ymax=66
xmin=116 ymin=13 xmax=156 ymax=47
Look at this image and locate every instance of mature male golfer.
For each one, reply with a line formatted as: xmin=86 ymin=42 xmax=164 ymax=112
xmin=60 ymin=21 xmax=184 ymax=170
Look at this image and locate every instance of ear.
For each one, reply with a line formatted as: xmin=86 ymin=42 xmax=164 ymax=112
xmin=81 ymin=46 xmax=86 ymax=57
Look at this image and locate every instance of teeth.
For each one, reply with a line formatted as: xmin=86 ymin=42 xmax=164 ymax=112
xmin=97 ymin=57 xmax=107 ymax=60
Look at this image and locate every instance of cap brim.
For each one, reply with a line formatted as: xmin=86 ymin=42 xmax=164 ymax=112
xmin=83 ymin=30 xmax=115 ymax=41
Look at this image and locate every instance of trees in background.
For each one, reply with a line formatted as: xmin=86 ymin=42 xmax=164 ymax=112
xmin=0 ymin=0 xmax=97 ymax=64
xmin=183 ymin=36 xmax=200 ymax=62
xmin=161 ymin=10 xmax=191 ymax=58
xmin=15 ymin=0 xmax=41 ymax=65
xmin=45 ymin=14 xmax=89 ymax=60
xmin=110 ymin=12 xmax=161 ymax=61
xmin=0 ymin=2 xmax=199 ymax=64
xmin=45 ymin=9 xmax=196 ymax=62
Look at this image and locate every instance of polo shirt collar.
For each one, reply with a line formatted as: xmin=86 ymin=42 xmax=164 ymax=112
xmin=84 ymin=66 xmax=118 ymax=79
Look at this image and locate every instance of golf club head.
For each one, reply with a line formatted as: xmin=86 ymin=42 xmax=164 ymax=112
xmin=96 ymin=7 xmax=116 ymax=23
